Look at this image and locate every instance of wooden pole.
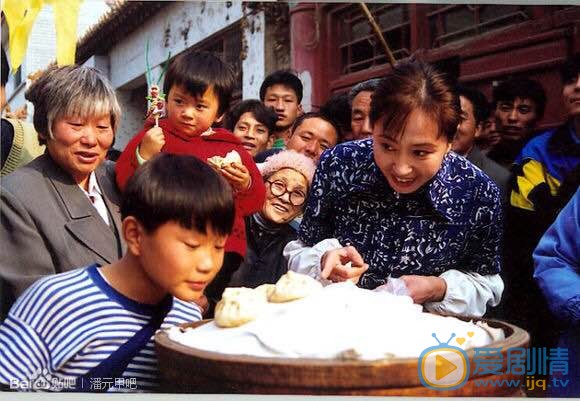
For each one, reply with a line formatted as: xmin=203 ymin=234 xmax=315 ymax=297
xmin=359 ymin=2 xmax=397 ymax=67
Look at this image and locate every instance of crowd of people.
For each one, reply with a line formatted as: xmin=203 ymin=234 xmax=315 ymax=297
xmin=0 ymin=45 xmax=578 ymax=395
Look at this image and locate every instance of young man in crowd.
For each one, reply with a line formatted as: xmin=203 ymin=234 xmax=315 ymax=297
xmin=452 ymin=84 xmax=510 ymax=200
xmin=487 ymin=78 xmax=546 ymax=166
xmin=502 ymin=55 xmax=580 ymax=356
xmin=224 ymin=99 xmax=278 ymax=159
xmin=259 ymin=70 xmax=303 ymax=147
xmin=255 ymin=112 xmax=340 ymax=164
xmin=348 ymin=78 xmax=380 ymax=141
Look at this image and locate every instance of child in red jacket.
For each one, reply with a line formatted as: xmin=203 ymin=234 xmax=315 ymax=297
xmin=115 ymin=51 xmax=266 ymax=314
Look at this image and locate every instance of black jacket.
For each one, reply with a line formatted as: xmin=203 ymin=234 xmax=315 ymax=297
xmin=229 ymin=214 xmax=297 ymax=288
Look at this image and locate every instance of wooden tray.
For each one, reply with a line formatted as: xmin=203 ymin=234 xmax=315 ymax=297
xmin=155 ymin=317 xmax=529 ymax=396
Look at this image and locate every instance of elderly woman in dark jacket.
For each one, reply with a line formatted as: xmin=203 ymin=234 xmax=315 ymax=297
xmin=228 ymin=150 xmax=315 ymax=288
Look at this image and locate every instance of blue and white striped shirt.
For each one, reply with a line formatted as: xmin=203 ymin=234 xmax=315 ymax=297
xmin=0 ymin=264 xmax=201 ymax=392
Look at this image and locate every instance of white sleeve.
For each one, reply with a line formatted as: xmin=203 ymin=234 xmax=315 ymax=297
xmin=283 ymin=239 xmax=343 ymax=285
xmin=424 ymin=269 xmax=504 ymax=317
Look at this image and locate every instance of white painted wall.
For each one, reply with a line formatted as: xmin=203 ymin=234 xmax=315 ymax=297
xmin=106 ymin=2 xmax=248 ymax=146
xmin=108 ymin=2 xmax=244 ymax=90
xmin=242 ymin=10 xmax=265 ymax=100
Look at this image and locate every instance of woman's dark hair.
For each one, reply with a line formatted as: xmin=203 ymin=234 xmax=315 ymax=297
xmin=370 ymin=59 xmax=461 ymax=142
xmin=259 ymin=69 xmax=303 ymax=103
xmin=224 ymin=99 xmax=277 ymax=133
xmin=121 ymin=153 xmax=235 ymax=236
xmin=163 ymin=51 xmax=235 ymax=116
xmin=492 ymin=78 xmax=546 ymax=120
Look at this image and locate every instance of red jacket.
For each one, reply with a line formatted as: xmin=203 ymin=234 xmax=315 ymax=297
xmin=115 ymin=119 xmax=266 ymax=257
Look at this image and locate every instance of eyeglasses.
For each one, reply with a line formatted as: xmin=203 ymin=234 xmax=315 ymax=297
xmin=266 ymin=180 xmax=307 ymax=206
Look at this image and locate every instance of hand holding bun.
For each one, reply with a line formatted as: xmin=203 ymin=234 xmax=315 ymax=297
xmin=207 ymin=150 xmax=242 ymax=169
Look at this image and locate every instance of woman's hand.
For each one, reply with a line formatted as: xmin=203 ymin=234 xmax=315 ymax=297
xmin=220 ymin=162 xmax=251 ymax=192
xmin=321 ymin=246 xmax=368 ymax=284
xmin=139 ymin=126 xmax=165 ymax=160
xmin=399 ymin=275 xmax=447 ymax=304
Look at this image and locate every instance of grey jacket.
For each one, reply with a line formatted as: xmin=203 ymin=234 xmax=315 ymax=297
xmin=1 ymin=154 xmax=125 ymax=310
xmin=467 ymin=145 xmax=512 ymax=202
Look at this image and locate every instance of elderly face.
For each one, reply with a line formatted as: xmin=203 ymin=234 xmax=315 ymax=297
xmin=351 ymin=90 xmax=373 ymax=140
xmin=46 ymin=114 xmax=114 ymax=189
xmin=261 ymin=168 xmax=308 ymax=224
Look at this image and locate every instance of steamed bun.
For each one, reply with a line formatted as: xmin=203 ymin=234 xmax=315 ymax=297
xmin=268 ymin=271 xmax=323 ymax=303
xmin=207 ymin=150 xmax=242 ymax=169
xmin=214 ymin=287 xmax=267 ymax=328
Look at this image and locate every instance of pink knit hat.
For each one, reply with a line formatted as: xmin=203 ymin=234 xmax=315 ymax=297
xmin=259 ymin=150 xmax=316 ymax=186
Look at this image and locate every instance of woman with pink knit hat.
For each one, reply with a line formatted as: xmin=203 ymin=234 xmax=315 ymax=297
xmin=228 ymin=150 xmax=316 ymax=288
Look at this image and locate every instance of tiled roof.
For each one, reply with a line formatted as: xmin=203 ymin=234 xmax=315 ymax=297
xmin=76 ymin=0 xmax=170 ymax=63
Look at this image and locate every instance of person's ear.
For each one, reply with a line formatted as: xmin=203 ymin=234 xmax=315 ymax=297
xmin=123 ymin=216 xmax=145 ymax=256
xmin=445 ymin=141 xmax=453 ymax=154
xmin=297 ymin=104 xmax=304 ymax=115
xmin=266 ymin=134 xmax=275 ymax=149
xmin=215 ymin=113 xmax=225 ymax=124
xmin=474 ymin=122 xmax=483 ymax=138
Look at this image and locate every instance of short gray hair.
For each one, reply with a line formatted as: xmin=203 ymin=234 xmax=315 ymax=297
xmin=348 ymin=78 xmax=381 ymax=106
xmin=25 ymin=65 xmax=121 ymax=145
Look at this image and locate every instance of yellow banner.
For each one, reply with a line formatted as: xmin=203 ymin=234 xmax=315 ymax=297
xmin=1 ymin=0 xmax=83 ymax=72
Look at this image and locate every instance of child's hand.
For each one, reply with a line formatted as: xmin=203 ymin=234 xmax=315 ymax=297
xmin=139 ymin=126 xmax=165 ymax=160
xmin=220 ymin=162 xmax=251 ymax=192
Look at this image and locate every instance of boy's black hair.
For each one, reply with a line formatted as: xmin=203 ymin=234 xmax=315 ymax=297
xmin=259 ymin=69 xmax=303 ymax=103
xmin=455 ymin=84 xmax=490 ymax=125
xmin=224 ymin=99 xmax=278 ymax=133
xmin=492 ymin=78 xmax=546 ymax=120
xmin=121 ymin=153 xmax=235 ymax=236
xmin=1 ymin=47 xmax=9 ymax=87
xmin=560 ymin=53 xmax=580 ymax=84
xmin=290 ymin=111 xmax=342 ymax=143
xmin=163 ymin=51 xmax=235 ymax=116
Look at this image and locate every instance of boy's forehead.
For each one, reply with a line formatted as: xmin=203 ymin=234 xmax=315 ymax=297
xmin=265 ymin=84 xmax=298 ymax=99
xmin=171 ymin=83 xmax=217 ymax=100
xmin=498 ymin=97 xmax=536 ymax=108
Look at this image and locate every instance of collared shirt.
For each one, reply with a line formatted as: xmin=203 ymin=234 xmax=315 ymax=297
xmin=79 ymin=172 xmax=110 ymax=226
xmin=299 ymin=138 xmax=503 ymax=289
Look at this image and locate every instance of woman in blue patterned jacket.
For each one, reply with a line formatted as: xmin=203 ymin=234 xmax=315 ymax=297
xmin=285 ymin=60 xmax=504 ymax=317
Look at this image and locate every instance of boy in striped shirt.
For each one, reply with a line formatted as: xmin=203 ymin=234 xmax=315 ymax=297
xmin=0 ymin=154 xmax=235 ymax=392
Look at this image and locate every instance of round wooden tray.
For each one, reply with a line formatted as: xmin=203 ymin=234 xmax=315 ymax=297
xmin=155 ymin=318 xmax=529 ymax=396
